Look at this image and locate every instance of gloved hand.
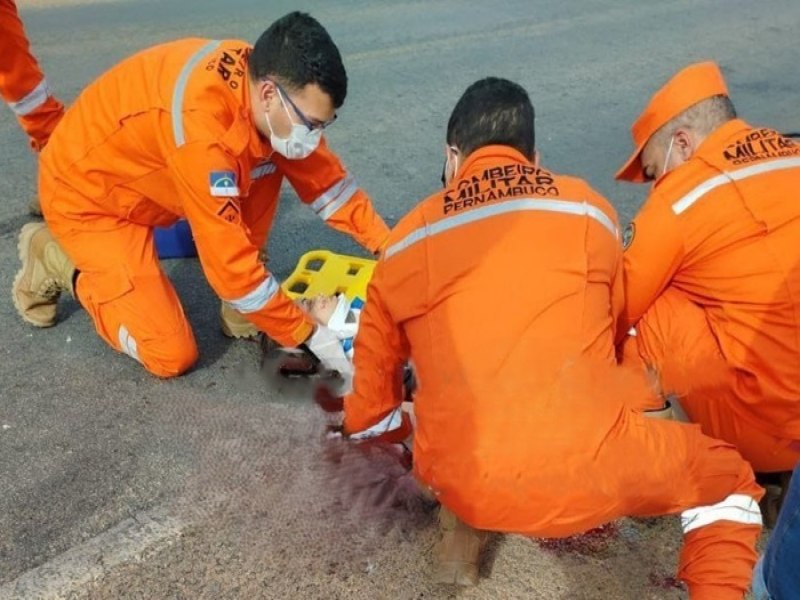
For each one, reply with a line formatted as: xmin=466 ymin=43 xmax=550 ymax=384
xmin=303 ymin=325 xmax=354 ymax=394
xmin=314 ymin=385 xmax=413 ymax=471
xmin=314 ymin=386 xmax=413 ymax=444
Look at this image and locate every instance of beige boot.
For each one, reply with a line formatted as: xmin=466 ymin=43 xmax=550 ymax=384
xmin=433 ymin=506 xmax=487 ymax=586
xmin=12 ymin=222 xmax=75 ymax=327
xmin=220 ymin=302 xmax=259 ymax=338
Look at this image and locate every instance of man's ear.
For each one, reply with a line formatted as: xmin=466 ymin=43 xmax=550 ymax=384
xmin=674 ymin=128 xmax=695 ymax=161
xmin=258 ymin=79 xmax=278 ymax=111
xmin=442 ymin=144 xmax=458 ymax=187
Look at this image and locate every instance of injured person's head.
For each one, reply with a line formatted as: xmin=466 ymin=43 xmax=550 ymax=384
xmin=298 ymin=293 xmax=362 ymax=342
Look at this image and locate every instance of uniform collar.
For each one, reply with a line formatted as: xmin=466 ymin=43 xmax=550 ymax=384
xmin=694 ymin=118 xmax=750 ymax=158
xmin=219 ymin=63 xmax=271 ymax=160
xmin=652 ymin=118 xmax=750 ymax=190
xmin=241 ymin=68 xmax=273 ymax=159
xmin=457 ymin=145 xmax=532 ymax=177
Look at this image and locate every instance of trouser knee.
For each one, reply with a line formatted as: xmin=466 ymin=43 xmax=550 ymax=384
xmin=138 ymin=332 xmax=199 ymax=378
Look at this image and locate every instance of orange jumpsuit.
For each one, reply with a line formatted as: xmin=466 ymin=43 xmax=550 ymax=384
xmin=39 ymin=38 xmax=388 ymax=377
xmin=344 ymin=145 xmax=762 ymax=599
xmin=619 ymin=119 xmax=800 ymax=472
xmin=0 ymin=0 xmax=64 ymax=150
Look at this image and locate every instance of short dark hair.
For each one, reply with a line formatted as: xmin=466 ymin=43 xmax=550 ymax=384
xmin=446 ymin=78 xmax=535 ymax=158
xmin=249 ymin=12 xmax=347 ymax=108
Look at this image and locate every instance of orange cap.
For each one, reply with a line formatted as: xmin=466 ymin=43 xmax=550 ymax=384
xmin=616 ymin=61 xmax=729 ymax=182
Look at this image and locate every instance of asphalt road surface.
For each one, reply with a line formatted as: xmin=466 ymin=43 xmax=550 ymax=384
xmin=1 ymin=1 xmax=799 ymax=598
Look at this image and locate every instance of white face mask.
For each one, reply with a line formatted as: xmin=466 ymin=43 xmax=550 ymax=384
xmin=265 ymin=88 xmax=322 ymax=160
xmin=660 ymin=135 xmax=676 ymax=177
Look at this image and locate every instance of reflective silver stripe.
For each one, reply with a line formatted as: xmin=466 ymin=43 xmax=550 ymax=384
xmin=250 ymin=162 xmax=276 ymax=180
xmin=172 ymin=40 xmax=221 ymax=147
xmin=227 ymin=276 xmax=280 ymax=313
xmin=385 ymin=197 xmax=618 ymax=259
xmin=8 ymin=78 xmax=50 ymax=116
xmin=672 ymin=157 xmax=800 ymax=215
xmin=349 ymin=408 xmax=404 ymax=441
xmin=680 ymin=493 xmax=762 ymax=534
xmin=309 ymin=175 xmax=358 ymax=221
xmin=118 ymin=325 xmax=141 ymax=363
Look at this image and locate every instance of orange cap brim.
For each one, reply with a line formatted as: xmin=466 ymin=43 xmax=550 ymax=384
xmin=616 ymin=61 xmax=728 ymax=184
xmin=615 ymin=140 xmax=648 ymax=182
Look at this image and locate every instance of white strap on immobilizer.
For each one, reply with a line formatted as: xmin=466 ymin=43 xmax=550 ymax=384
xmin=326 ymin=294 xmax=360 ymax=340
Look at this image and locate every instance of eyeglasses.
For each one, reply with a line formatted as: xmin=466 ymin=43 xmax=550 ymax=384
xmin=269 ymin=79 xmax=337 ymax=131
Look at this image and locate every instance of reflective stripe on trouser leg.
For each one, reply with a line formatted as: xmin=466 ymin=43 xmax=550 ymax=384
xmin=118 ymin=325 xmax=141 ymax=363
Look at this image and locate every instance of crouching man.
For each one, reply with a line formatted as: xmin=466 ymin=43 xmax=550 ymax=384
xmin=339 ymin=77 xmax=762 ymax=598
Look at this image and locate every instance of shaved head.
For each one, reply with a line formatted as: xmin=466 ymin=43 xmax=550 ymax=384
xmin=651 ymin=95 xmax=736 ymax=148
xmin=641 ymin=95 xmax=737 ymax=180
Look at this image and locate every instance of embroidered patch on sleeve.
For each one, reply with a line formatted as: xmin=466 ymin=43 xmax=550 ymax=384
xmin=622 ymin=222 xmax=636 ymax=250
xmin=216 ymin=199 xmax=241 ymax=224
xmin=209 ymin=170 xmax=240 ymax=197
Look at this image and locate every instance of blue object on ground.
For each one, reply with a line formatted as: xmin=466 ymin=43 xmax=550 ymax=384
xmin=154 ymin=219 xmax=197 ymax=259
xmin=752 ymin=466 xmax=800 ymax=599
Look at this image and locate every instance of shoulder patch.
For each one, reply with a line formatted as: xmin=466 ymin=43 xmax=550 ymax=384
xmin=209 ymin=170 xmax=240 ymax=197
xmin=622 ymin=222 xmax=636 ymax=250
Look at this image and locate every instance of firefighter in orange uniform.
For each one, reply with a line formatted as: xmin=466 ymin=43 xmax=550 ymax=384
xmin=11 ymin=12 xmax=389 ymax=378
xmin=615 ymin=62 xmax=800 ymax=474
xmin=1 ymin=0 xmax=65 ymax=215
xmin=341 ymin=77 xmax=762 ymax=598
xmin=0 ymin=0 xmax=64 ymax=151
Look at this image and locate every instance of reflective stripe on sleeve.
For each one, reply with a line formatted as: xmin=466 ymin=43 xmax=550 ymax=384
xmin=309 ymin=174 xmax=358 ymax=221
xmin=172 ymin=40 xmax=221 ymax=147
xmin=680 ymin=493 xmax=762 ymax=534
xmin=7 ymin=78 xmax=50 ymax=116
xmin=226 ymin=276 xmax=280 ymax=313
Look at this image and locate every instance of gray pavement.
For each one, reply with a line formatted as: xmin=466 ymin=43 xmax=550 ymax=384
xmin=1 ymin=0 xmax=799 ymax=598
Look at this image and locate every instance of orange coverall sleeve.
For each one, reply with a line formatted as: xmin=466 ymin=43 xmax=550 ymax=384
xmin=0 ymin=0 xmax=64 ymax=150
xmin=343 ymin=260 xmax=409 ymax=434
xmin=169 ymin=141 xmax=313 ymax=347
xmin=610 ymin=245 xmax=625 ymax=330
xmin=276 ymin=137 xmax=390 ymax=253
xmin=617 ymin=193 xmax=685 ymax=342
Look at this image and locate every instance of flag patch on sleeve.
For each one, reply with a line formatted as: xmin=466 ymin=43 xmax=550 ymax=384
xmin=209 ymin=170 xmax=240 ymax=197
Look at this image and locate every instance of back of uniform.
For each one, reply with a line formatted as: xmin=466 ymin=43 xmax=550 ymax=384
xmin=345 ymin=82 xmax=762 ymax=599
xmin=621 ymin=119 xmax=800 ymax=469
xmin=371 ymin=146 xmax=625 ymax=503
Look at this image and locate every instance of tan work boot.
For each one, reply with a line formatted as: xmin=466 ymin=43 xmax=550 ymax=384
xmin=12 ymin=222 xmax=75 ymax=327
xmin=433 ymin=506 xmax=488 ymax=586
xmin=220 ymin=301 xmax=259 ymax=339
